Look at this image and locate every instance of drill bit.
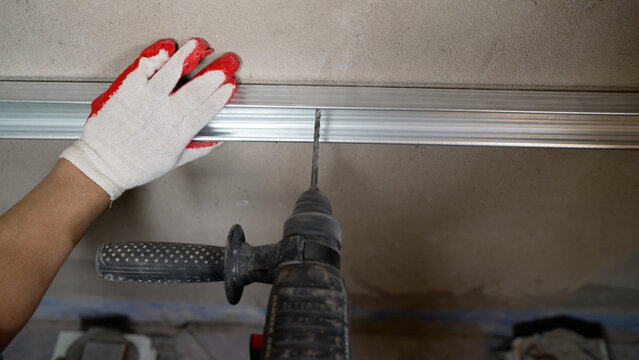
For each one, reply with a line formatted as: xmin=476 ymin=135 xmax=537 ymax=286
xmin=310 ymin=109 xmax=321 ymax=190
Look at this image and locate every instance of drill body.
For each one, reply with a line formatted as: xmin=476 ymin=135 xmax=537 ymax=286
xmin=260 ymin=189 xmax=350 ymax=359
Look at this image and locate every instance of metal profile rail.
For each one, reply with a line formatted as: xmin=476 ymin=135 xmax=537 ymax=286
xmin=1 ymin=81 xmax=639 ymax=148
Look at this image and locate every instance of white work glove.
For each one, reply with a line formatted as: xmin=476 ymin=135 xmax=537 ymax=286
xmin=61 ymin=38 xmax=239 ymax=200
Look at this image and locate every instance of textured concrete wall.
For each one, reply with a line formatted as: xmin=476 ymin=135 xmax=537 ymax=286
xmin=1 ymin=0 xmax=638 ymax=90
xmin=1 ymin=0 xmax=639 ymax=312
xmin=1 ymin=140 xmax=639 ymax=312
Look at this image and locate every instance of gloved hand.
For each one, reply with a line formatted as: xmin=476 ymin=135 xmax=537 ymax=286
xmin=61 ymin=38 xmax=239 ymax=200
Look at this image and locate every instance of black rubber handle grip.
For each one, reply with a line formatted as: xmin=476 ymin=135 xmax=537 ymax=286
xmin=96 ymin=242 xmax=226 ymax=284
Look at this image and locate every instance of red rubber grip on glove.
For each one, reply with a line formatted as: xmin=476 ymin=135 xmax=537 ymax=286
xmin=191 ymin=52 xmax=240 ymax=82
xmin=180 ymin=37 xmax=213 ymax=77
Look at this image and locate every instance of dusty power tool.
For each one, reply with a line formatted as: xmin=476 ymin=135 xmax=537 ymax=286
xmin=95 ymin=110 xmax=351 ymax=359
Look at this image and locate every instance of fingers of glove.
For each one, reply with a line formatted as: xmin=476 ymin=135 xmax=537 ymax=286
xmin=89 ymin=39 xmax=176 ymax=118
xmin=170 ymin=52 xmax=240 ymax=110
xmin=136 ymin=39 xmax=176 ymax=78
xmin=181 ymin=77 xmax=237 ymax=135
xmin=191 ymin=52 xmax=240 ymax=82
xmin=149 ymin=38 xmax=212 ymax=94
xmin=175 ymin=141 xmax=223 ymax=168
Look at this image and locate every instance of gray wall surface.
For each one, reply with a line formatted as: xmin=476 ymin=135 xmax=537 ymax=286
xmin=1 ymin=0 xmax=638 ymax=90
xmin=1 ymin=0 xmax=639 ymax=313
xmin=2 ymin=140 xmax=639 ymax=312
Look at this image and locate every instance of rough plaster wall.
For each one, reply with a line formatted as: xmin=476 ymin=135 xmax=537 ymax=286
xmin=1 ymin=0 xmax=639 ymax=312
xmin=1 ymin=140 xmax=639 ymax=311
xmin=0 ymin=0 xmax=638 ymax=89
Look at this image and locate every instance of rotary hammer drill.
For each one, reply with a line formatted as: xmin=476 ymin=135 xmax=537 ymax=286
xmin=95 ymin=110 xmax=351 ymax=359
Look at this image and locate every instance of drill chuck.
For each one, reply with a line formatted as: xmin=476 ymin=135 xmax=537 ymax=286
xmin=283 ymin=189 xmax=342 ymax=251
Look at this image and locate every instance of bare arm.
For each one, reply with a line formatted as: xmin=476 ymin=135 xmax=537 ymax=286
xmin=0 ymin=159 xmax=110 ymax=350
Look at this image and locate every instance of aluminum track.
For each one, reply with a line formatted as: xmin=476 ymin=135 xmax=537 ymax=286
xmin=1 ymin=81 xmax=639 ymax=148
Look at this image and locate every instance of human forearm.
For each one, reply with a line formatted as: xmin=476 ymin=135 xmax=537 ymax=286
xmin=0 ymin=159 xmax=109 ymax=350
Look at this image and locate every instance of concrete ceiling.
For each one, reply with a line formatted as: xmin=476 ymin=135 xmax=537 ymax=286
xmin=1 ymin=0 xmax=638 ymax=90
